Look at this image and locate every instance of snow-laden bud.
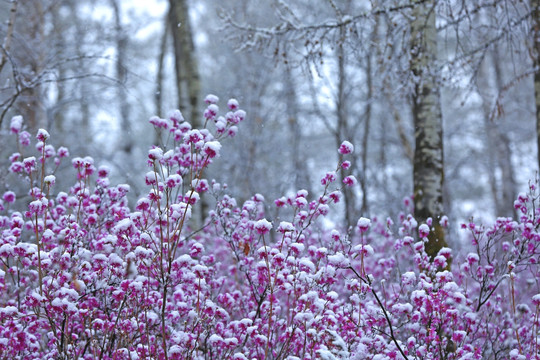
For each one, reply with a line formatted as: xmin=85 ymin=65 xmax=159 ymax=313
xmin=418 ymin=224 xmax=430 ymax=238
xmin=321 ymin=171 xmax=337 ymax=186
xmin=145 ymin=171 xmax=158 ymax=185
xmin=166 ymin=174 xmax=183 ymax=188
xmin=148 ymin=147 xmax=164 ymax=161
xmin=3 ymin=191 xmax=16 ymax=204
xmin=204 ymin=104 xmax=219 ymax=120
xmin=10 ymin=115 xmax=23 ymax=134
xmin=357 ymin=217 xmax=371 ymax=233
xmin=169 ymin=109 xmax=184 ymax=124
xmin=57 ymin=147 xmax=69 ymax=158
xmin=149 ymin=116 xmax=168 ymax=129
xmin=254 ymin=219 xmax=272 ymax=235
xmin=36 ymin=129 xmax=50 ymax=142
xmin=44 ymin=175 xmax=56 ymax=186
xmin=338 ymin=140 xmax=354 ymax=155
xmin=163 ymin=150 xmax=174 ymax=161
xmin=203 ymin=141 xmax=221 ymax=158
xmin=204 ymin=94 xmax=219 ymax=104
xmin=277 ymin=221 xmax=294 ymax=233
xmin=227 ymin=98 xmax=239 ymax=110
xmin=343 ymin=175 xmax=357 ymax=187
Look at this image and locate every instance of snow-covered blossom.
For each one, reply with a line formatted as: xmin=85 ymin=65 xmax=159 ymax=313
xmin=148 ymin=147 xmax=164 ymax=161
xmin=357 ymin=217 xmax=371 ymax=233
xmin=203 ymin=141 xmax=221 ymax=158
xmin=43 ymin=175 xmax=56 ymax=185
xmin=343 ymin=175 xmax=357 ymax=187
xmin=36 ymin=129 xmax=50 ymax=142
xmin=204 ymin=94 xmax=219 ymax=104
xmin=10 ymin=115 xmax=23 ymax=134
xmin=2 ymin=191 xmax=15 ymax=203
xmin=418 ymin=224 xmax=430 ymax=238
xmin=227 ymin=98 xmax=239 ymax=110
xmin=254 ymin=219 xmax=272 ymax=235
xmin=338 ymin=140 xmax=354 ymax=155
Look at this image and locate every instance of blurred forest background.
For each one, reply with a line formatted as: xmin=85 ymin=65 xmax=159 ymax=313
xmin=0 ymin=0 xmax=538 ymax=246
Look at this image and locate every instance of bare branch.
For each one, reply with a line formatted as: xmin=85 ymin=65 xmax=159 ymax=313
xmin=0 ymin=0 xmax=17 ymax=74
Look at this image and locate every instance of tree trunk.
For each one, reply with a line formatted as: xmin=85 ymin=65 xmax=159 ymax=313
xmin=480 ymin=44 xmax=517 ymax=218
xmin=168 ymin=0 xmax=201 ymax=128
xmin=168 ymin=0 xmax=204 ymax=225
xmin=154 ymin=15 xmax=169 ymax=145
xmin=336 ymin=29 xmax=357 ymax=228
xmin=410 ymin=0 xmax=448 ymax=261
xmin=360 ymin=40 xmax=372 ymax=217
xmin=110 ymin=0 xmax=132 ymax=154
xmin=0 ymin=0 xmax=18 ymax=75
xmin=283 ymin=65 xmax=311 ymax=194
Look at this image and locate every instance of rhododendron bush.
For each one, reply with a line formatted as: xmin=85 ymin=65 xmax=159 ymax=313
xmin=1 ymin=98 xmax=540 ymax=360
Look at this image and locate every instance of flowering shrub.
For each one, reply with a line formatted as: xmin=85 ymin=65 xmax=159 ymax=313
xmin=1 ymin=98 xmax=540 ymax=360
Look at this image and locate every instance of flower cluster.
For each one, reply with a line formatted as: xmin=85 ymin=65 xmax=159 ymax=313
xmin=1 ymin=101 xmax=540 ymax=360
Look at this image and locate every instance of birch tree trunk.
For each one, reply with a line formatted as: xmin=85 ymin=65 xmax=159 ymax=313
xmin=410 ymin=0 xmax=448 ymax=261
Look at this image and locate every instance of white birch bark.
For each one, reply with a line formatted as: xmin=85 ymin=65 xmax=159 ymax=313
xmin=410 ymin=0 xmax=448 ymax=260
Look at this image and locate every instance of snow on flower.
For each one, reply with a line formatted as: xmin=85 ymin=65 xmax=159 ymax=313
xmin=357 ymin=217 xmax=371 ymax=232
xmin=203 ymin=141 xmax=221 ymax=158
xmin=343 ymin=175 xmax=357 ymax=187
xmin=328 ymin=252 xmax=350 ymax=268
xmin=10 ymin=115 xmax=23 ymax=134
xmin=277 ymin=221 xmax=294 ymax=233
xmin=44 ymin=175 xmax=56 ymax=185
xmin=2 ymin=191 xmax=15 ymax=204
xmin=227 ymin=98 xmax=239 ymax=110
xmin=338 ymin=140 xmax=354 ymax=154
xmin=204 ymin=94 xmax=219 ymax=104
xmin=36 ymin=129 xmax=50 ymax=142
xmin=418 ymin=223 xmax=430 ymax=238
xmin=401 ymin=271 xmax=416 ymax=286
xmin=254 ymin=219 xmax=272 ymax=235
xmin=148 ymin=147 xmax=164 ymax=161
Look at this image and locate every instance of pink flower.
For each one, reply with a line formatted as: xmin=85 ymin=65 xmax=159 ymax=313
xmin=338 ymin=140 xmax=354 ymax=155
xmin=36 ymin=129 xmax=50 ymax=142
xmin=19 ymin=131 xmax=31 ymax=146
xmin=321 ymin=171 xmax=337 ymax=185
xmin=204 ymin=104 xmax=219 ymax=120
xmin=357 ymin=217 xmax=371 ymax=233
xmin=57 ymin=147 xmax=70 ymax=158
xmin=203 ymin=141 xmax=221 ymax=158
xmin=343 ymin=175 xmax=357 ymax=187
xmin=227 ymin=98 xmax=239 ymax=110
xmin=10 ymin=115 xmax=23 ymax=134
xmin=418 ymin=224 xmax=430 ymax=238
xmin=204 ymin=94 xmax=219 ymax=104
xmin=3 ymin=191 xmax=16 ymax=204
xmin=254 ymin=219 xmax=272 ymax=235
